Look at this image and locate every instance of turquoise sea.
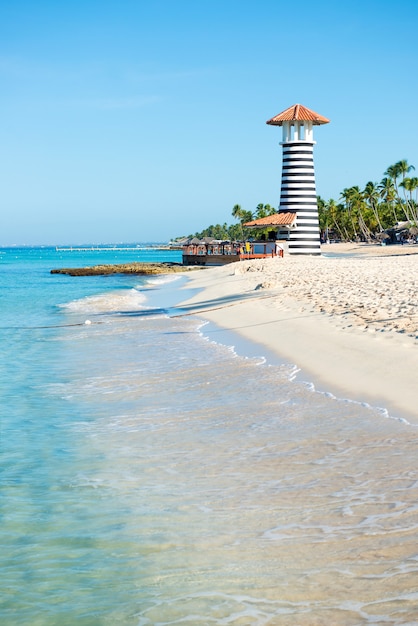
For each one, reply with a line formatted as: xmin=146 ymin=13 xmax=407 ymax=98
xmin=1 ymin=245 xmax=418 ymax=625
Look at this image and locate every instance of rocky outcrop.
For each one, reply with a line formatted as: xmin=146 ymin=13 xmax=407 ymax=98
xmin=51 ymin=263 xmax=201 ymax=276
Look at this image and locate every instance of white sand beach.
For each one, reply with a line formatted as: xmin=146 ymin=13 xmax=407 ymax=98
xmin=178 ymin=243 xmax=418 ymax=423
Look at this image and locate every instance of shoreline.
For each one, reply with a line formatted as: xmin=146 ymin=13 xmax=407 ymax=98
xmin=177 ymin=243 xmax=418 ymax=424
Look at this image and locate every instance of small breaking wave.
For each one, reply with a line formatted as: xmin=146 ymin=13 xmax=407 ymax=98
xmin=145 ymin=274 xmax=182 ymax=286
xmin=59 ymin=288 xmax=147 ymax=314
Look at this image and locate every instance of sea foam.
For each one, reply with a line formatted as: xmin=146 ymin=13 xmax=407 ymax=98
xmin=59 ymin=288 xmax=147 ymax=314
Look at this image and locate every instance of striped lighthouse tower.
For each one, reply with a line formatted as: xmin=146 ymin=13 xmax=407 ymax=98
xmin=267 ymin=104 xmax=330 ymax=255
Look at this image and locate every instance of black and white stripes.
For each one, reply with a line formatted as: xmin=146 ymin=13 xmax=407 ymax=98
xmin=279 ymin=141 xmax=321 ymax=255
xmin=266 ymin=105 xmax=329 ymax=255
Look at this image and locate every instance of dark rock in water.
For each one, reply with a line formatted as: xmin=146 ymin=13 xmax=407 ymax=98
xmin=51 ymin=263 xmax=201 ymax=276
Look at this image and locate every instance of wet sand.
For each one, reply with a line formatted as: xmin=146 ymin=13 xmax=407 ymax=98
xmin=178 ymin=243 xmax=418 ymax=423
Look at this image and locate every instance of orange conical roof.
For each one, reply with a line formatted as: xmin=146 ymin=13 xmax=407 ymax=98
xmin=266 ymin=103 xmax=330 ymax=126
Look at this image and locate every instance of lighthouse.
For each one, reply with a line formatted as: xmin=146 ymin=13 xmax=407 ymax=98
xmin=267 ymin=104 xmax=330 ymax=255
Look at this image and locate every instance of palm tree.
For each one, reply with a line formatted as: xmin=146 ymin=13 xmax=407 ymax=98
xmin=255 ymin=203 xmax=267 ymax=218
xmin=342 ymin=186 xmax=376 ymax=240
xmin=317 ymin=196 xmax=327 ymax=237
xmin=265 ymin=204 xmax=277 ymax=216
xmin=232 ymin=204 xmax=254 ymax=239
xmin=340 ymin=187 xmax=360 ymax=239
xmin=363 ymin=181 xmax=383 ymax=232
xmin=232 ymin=204 xmax=243 ymax=221
xmin=396 ymin=161 xmax=415 ymax=221
xmin=329 ymin=200 xmax=349 ymax=241
xmin=384 ymin=161 xmax=414 ymax=221
xmin=253 ymin=203 xmax=276 ymax=219
xmin=384 ymin=163 xmax=400 ymax=182
xmin=334 ymin=200 xmax=352 ymax=241
xmin=400 ymin=177 xmax=418 ymax=222
xmin=378 ymin=177 xmax=398 ymax=224
xmin=318 ymin=196 xmax=344 ymax=241
xmin=232 ymin=204 xmax=244 ymax=238
xmin=396 ymin=159 xmax=415 ymax=180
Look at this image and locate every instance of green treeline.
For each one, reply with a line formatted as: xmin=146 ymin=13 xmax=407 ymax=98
xmin=319 ymin=159 xmax=417 ymax=241
xmin=181 ymin=160 xmax=417 ymax=242
xmin=183 ymin=203 xmax=278 ymax=241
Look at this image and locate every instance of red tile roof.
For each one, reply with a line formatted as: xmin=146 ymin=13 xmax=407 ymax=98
xmin=266 ymin=103 xmax=330 ymax=126
xmin=244 ymin=212 xmax=296 ymax=227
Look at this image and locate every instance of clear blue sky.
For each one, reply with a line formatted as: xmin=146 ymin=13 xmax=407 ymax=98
xmin=1 ymin=0 xmax=417 ymax=245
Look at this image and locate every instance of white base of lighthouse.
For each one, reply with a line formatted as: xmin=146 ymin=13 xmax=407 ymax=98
xmin=279 ymin=141 xmax=321 ymax=255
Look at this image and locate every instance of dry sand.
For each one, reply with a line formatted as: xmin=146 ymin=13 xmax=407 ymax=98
xmin=177 ymin=242 xmax=418 ymax=424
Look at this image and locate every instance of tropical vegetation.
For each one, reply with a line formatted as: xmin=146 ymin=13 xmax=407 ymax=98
xmin=319 ymin=160 xmax=417 ymax=242
xmin=179 ymin=160 xmax=418 ymax=243
xmin=180 ymin=203 xmax=277 ymax=241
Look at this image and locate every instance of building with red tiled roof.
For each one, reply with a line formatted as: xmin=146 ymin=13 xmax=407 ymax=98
xmin=244 ymin=212 xmax=296 ymax=228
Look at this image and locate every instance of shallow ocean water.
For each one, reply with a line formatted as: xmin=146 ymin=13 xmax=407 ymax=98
xmin=1 ymin=247 xmax=418 ymax=625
